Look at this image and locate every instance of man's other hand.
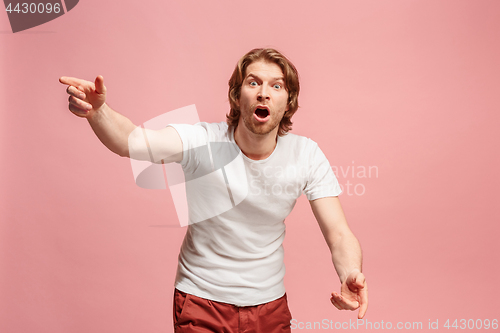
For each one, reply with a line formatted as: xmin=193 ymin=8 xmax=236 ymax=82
xmin=330 ymin=270 xmax=368 ymax=319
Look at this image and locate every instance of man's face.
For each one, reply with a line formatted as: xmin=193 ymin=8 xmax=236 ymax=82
xmin=236 ymin=60 xmax=289 ymax=136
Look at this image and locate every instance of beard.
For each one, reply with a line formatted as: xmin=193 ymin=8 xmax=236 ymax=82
xmin=240 ymin=106 xmax=283 ymax=136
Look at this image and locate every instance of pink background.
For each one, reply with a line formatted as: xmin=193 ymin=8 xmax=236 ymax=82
xmin=1 ymin=0 xmax=499 ymax=332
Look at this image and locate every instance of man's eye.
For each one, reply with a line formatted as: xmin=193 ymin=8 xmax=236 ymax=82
xmin=274 ymin=84 xmax=282 ymax=89
xmin=250 ymin=81 xmax=258 ymax=86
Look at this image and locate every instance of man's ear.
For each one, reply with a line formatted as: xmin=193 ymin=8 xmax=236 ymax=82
xmin=286 ymin=95 xmax=292 ymax=112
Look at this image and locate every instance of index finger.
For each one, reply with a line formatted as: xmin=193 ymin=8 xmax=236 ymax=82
xmin=59 ymin=76 xmax=91 ymax=89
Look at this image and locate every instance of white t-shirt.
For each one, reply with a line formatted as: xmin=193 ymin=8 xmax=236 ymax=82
xmin=168 ymin=122 xmax=342 ymax=306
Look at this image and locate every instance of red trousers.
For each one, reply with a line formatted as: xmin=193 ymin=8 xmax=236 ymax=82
xmin=173 ymin=289 xmax=292 ymax=333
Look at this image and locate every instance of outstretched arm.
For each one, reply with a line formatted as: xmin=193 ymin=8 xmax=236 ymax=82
xmin=309 ymin=196 xmax=368 ymax=319
xmin=59 ymin=75 xmax=182 ymax=162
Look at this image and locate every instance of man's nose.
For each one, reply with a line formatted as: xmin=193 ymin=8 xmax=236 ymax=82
xmin=257 ymin=84 xmax=270 ymax=100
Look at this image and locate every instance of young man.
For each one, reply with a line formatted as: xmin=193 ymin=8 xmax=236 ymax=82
xmin=60 ymin=48 xmax=368 ymax=332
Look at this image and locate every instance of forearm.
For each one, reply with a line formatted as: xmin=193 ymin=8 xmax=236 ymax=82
xmin=330 ymin=231 xmax=363 ymax=283
xmin=87 ymin=103 xmax=137 ymax=157
xmin=310 ymin=197 xmax=363 ymax=283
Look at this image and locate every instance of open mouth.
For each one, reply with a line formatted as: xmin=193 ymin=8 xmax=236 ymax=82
xmin=254 ymin=107 xmax=270 ymax=119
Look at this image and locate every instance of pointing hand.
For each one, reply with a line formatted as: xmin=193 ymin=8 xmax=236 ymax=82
xmin=59 ymin=75 xmax=107 ymax=118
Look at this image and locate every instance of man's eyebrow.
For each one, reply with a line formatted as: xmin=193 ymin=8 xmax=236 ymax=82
xmin=246 ymin=73 xmax=285 ymax=81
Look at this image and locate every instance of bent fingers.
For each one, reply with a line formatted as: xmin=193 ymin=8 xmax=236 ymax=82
xmin=331 ymin=292 xmax=359 ymax=311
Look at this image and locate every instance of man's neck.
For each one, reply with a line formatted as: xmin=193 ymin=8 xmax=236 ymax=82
xmin=233 ymin=124 xmax=278 ymax=161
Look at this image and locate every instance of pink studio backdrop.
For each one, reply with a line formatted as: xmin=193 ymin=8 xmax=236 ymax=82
xmin=1 ymin=0 xmax=499 ymax=332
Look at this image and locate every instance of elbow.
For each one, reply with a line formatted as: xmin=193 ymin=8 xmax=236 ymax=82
xmin=115 ymin=146 xmax=130 ymax=158
xmin=118 ymin=150 xmax=130 ymax=158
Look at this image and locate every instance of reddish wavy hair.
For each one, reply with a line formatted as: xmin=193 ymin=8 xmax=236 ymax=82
xmin=227 ymin=48 xmax=300 ymax=136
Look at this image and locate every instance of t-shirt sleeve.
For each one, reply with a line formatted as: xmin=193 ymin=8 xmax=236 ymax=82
xmin=303 ymin=142 xmax=342 ymax=200
xmin=166 ymin=123 xmax=209 ymax=173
